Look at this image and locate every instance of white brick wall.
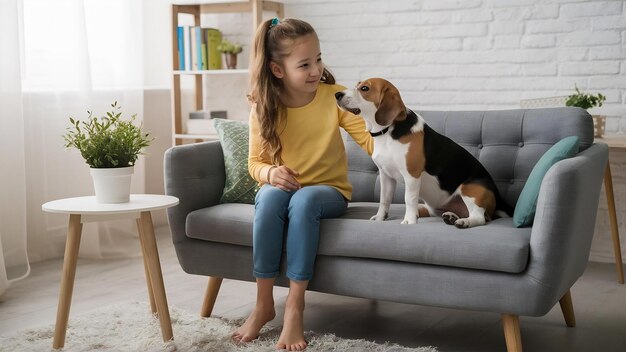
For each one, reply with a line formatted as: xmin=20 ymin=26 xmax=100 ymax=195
xmin=284 ymin=0 xmax=625 ymax=115
xmin=206 ymin=0 xmax=626 ymax=263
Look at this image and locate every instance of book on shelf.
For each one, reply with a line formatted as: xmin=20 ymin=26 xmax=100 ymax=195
xmin=183 ymin=26 xmax=191 ymax=71
xmin=190 ymin=26 xmax=198 ymax=70
xmin=177 ymin=26 xmax=185 ymax=70
xmin=176 ymin=26 xmax=223 ymax=71
xmin=206 ymin=28 xmax=222 ymax=70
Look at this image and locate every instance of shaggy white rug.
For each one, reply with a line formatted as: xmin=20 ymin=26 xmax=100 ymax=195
xmin=0 ymin=301 xmax=437 ymax=351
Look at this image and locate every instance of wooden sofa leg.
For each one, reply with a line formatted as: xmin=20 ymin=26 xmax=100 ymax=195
xmin=502 ymin=314 xmax=523 ymax=352
xmin=559 ymin=290 xmax=576 ymax=327
xmin=200 ymin=277 xmax=223 ymax=317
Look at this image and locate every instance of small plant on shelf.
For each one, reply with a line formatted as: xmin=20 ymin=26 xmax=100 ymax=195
xmin=217 ymin=39 xmax=243 ymax=55
xmin=565 ymin=85 xmax=607 ymax=138
xmin=217 ymin=39 xmax=243 ymax=69
xmin=565 ymin=85 xmax=606 ymax=110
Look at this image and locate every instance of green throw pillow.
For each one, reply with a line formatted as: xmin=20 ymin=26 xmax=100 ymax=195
xmin=213 ymin=119 xmax=260 ymax=204
xmin=513 ymin=136 xmax=580 ymax=228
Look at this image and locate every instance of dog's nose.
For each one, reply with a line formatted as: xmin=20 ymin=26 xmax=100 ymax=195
xmin=335 ymin=91 xmax=345 ymax=100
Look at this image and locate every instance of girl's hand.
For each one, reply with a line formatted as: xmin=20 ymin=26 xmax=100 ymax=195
xmin=269 ymin=165 xmax=301 ymax=191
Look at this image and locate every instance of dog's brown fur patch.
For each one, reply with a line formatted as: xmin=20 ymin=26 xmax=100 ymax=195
xmin=357 ymin=79 xmax=407 ymax=126
xmin=399 ymin=132 xmax=426 ymax=179
xmin=460 ymin=183 xmax=496 ymax=219
xmin=418 ymin=204 xmax=431 ymax=217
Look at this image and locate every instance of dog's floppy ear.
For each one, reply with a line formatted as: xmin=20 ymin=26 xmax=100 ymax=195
xmin=375 ymin=85 xmax=406 ymax=126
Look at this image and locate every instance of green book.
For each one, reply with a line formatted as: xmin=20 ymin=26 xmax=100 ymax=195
xmin=206 ymin=28 xmax=222 ymax=70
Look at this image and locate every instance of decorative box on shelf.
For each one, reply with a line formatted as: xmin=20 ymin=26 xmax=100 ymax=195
xmin=186 ymin=119 xmax=216 ymax=135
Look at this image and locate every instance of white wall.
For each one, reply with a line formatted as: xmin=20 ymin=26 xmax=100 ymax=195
xmin=289 ymin=0 xmax=625 ymax=117
xmin=145 ymin=0 xmax=626 ymax=263
xmin=143 ymin=0 xmax=172 ymax=90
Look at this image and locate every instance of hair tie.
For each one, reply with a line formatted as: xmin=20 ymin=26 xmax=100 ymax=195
xmin=269 ymin=17 xmax=280 ymax=28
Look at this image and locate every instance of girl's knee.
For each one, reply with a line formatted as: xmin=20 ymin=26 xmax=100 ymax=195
xmin=289 ymin=186 xmax=335 ymax=206
xmin=288 ymin=186 xmax=346 ymax=218
xmin=256 ymin=185 xmax=292 ymax=208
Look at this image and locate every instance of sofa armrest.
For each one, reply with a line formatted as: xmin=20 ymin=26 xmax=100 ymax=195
xmin=527 ymin=142 xmax=608 ymax=293
xmin=164 ymin=141 xmax=225 ymax=244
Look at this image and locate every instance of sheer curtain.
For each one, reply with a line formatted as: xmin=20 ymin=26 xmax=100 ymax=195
xmin=0 ymin=0 xmax=147 ymax=297
xmin=0 ymin=0 xmax=30 ymax=297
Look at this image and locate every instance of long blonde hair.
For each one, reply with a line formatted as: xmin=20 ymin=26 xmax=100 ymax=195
xmin=248 ymin=18 xmax=335 ymax=165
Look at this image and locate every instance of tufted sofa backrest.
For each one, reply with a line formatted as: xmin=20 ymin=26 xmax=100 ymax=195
xmin=346 ymin=107 xmax=594 ymax=206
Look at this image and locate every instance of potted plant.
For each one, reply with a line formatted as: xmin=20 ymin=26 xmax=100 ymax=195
xmin=63 ymin=101 xmax=153 ymax=203
xmin=217 ymin=39 xmax=243 ymax=69
xmin=565 ymin=85 xmax=607 ymax=138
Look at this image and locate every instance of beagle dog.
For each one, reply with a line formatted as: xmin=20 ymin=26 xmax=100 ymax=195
xmin=336 ymin=78 xmax=513 ymax=228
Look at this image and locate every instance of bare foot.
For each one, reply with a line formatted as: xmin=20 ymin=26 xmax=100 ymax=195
xmin=232 ymin=306 xmax=276 ymax=343
xmin=275 ymin=305 xmax=307 ymax=351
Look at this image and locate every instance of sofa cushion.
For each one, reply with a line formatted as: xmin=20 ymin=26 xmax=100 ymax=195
xmin=186 ymin=202 xmax=531 ymax=274
xmin=213 ymin=119 xmax=260 ymax=204
xmin=513 ymin=136 xmax=580 ymax=227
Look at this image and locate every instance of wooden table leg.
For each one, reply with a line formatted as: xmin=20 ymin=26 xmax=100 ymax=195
xmin=52 ymin=214 xmax=83 ymax=349
xmin=139 ymin=211 xmax=173 ymax=342
xmin=604 ymin=162 xmax=625 ymax=284
xmin=136 ymin=218 xmax=157 ymax=314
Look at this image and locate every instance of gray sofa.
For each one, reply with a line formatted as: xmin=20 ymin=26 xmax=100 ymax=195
xmin=164 ymin=107 xmax=608 ymax=352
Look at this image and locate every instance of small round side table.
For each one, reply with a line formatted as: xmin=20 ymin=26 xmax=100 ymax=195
xmin=42 ymin=194 xmax=179 ymax=349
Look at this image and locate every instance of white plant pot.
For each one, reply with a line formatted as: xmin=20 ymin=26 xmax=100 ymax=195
xmin=90 ymin=166 xmax=134 ymax=203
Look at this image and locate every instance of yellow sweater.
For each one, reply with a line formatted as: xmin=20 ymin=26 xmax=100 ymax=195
xmin=248 ymin=83 xmax=373 ymax=200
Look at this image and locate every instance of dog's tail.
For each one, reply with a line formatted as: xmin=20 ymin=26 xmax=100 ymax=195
xmin=494 ymin=193 xmax=514 ymax=218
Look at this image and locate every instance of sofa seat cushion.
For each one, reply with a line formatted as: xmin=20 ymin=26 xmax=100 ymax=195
xmin=186 ymin=202 xmax=531 ymax=274
xmin=323 ymin=203 xmax=531 ymax=273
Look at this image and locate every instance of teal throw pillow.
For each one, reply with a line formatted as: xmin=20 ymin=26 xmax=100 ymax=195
xmin=513 ymin=136 xmax=580 ymax=228
xmin=213 ymin=119 xmax=260 ymax=204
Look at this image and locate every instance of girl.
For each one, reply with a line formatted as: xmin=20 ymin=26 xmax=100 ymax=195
xmin=231 ymin=18 xmax=373 ymax=351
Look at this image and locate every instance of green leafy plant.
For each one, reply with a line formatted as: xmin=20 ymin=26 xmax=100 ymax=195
xmin=565 ymin=85 xmax=606 ymax=110
xmin=63 ymin=101 xmax=153 ymax=168
xmin=217 ymin=39 xmax=243 ymax=54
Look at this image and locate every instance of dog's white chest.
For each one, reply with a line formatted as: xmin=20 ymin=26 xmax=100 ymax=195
xmin=371 ymin=137 xmax=409 ymax=180
xmin=371 ymin=136 xmax=451 ymax=206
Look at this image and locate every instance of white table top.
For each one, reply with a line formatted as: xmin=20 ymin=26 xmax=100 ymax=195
xmin=42 ymin=194 xmax=179 ymax=215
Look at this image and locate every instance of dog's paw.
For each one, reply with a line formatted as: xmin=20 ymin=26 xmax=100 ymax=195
xmin=454 ymin=218 xmax=471 ymax=228
xmin=370 ymin=213 xmax=388 ymax=221
xmin=401 ymin=217 xmax=417 ymax=225
xmin=442 ymin=212 xmax=459 ymax=225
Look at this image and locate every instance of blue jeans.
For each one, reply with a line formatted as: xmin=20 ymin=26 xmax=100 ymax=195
xmin=253 ymin=184 xmax=348 ymax=281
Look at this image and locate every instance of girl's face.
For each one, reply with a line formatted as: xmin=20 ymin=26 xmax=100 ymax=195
xmin=271 ymin=34 xmax=323 ymax=99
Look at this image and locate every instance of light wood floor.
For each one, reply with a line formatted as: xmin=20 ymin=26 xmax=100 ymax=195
xmin=1 ymin=225 xmax=625 ymax=352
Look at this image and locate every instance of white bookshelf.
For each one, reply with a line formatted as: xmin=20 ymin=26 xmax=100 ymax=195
xmin=170 ymin=1 xmax=284 ymax=145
